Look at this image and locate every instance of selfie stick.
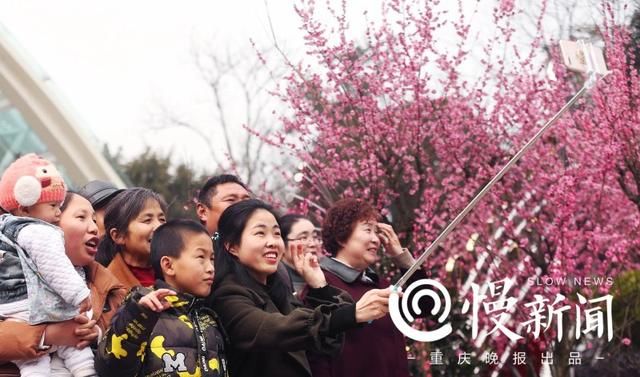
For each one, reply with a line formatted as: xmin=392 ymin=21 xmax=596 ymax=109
xmin=393 ymin=45 xmax=607 ymax=291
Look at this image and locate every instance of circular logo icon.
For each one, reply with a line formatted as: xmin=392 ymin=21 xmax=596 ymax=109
xmin=390 ymin=279 xmax=453 ymax=342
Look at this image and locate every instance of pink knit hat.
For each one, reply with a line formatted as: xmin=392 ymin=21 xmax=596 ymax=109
xmin=0 ymin=154 xmax=67 ymax=212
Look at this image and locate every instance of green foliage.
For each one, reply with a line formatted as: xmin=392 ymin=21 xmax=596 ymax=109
xmin=611 ymin=269 xmax=640 ymax=340
xmin=579 ymin=270 xmax=640 ymax=376
xmin=107 ymin=146 xmax=209 ymax=220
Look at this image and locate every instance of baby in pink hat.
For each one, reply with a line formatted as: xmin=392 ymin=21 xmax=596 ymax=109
xmin=0 ymin=154 xmax=95 ymax=377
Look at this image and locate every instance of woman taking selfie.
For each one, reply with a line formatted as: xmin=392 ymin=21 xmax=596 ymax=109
xmin=309 ymin=198 xmax=427 ymax=377
xmin=210 ymin=199 xmax=391 ymax=377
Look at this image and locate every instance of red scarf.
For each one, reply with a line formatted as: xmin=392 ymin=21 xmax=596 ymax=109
xmin=127 ymin=264 xmax=155 ymax=287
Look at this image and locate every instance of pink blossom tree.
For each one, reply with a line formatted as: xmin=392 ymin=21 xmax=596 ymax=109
xmin=267 ymin=0 xmax=640 ymax=375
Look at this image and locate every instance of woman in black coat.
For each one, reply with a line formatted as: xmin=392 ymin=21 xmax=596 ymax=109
xmin=209 ymin=199 xmax=391 ymax=377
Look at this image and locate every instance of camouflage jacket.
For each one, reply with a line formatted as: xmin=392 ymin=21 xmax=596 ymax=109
xmin=96 ymin=280 xmax=229 ymax=377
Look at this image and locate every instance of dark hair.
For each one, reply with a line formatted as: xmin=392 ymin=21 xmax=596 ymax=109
xmin=60 ymin=190 xmax=79 ymax=213
xmin=96 ymin=187 xmax=168 ymax=266
xmin=322 ymin=198 xmax=379 ymax=256
xmin=279 ymin=214 xmax=309 ymax=247
xmin=197 ymin=174 xmax=248 ymax=208
xmin=151 ymin=219 xmax=209 ymax=280
xmin=213 ymin=199 xmax=290 ymax=310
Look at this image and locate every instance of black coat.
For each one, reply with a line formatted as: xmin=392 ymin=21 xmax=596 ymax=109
xmin=210 ymin=271 xmax=356 ymax=377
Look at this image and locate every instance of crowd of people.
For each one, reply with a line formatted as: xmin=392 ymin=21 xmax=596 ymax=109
xmin=0 ymin=153 xmax=426 ymax=377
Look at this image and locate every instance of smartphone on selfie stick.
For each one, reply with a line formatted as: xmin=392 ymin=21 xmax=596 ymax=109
xmin=559 ymin=40 xmax=609 ymax=76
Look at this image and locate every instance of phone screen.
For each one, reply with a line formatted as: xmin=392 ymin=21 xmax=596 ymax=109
xmin=559 ymin=40 xmax=608 ymax=75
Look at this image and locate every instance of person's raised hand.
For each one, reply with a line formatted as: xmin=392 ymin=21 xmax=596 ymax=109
xmin=138 ymin=288 xmax=176 ymax=312
xmin=291 ymin=243 xmax=326 ymax=288
xmin=376 ymin=223 xmax=403 ymax=257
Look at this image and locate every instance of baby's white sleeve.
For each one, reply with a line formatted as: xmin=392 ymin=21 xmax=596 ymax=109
xmin=16 ymin=224 xmax=90 ymax=306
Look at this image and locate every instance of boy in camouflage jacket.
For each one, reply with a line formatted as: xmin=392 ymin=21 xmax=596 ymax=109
xmin=96 ymin=220 xmax=228 ymax=377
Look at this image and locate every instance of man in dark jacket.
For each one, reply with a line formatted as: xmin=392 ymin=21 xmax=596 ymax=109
xmin=96 ymin=220 xmax=228 ymax=377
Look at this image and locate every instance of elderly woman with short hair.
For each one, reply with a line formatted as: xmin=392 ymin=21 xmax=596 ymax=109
xmin=308 ymin=198 xmax=425 ymax=377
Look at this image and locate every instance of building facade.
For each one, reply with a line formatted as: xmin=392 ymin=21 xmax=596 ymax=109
xmin=0 ymin=23 xmax=125 ymax=188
